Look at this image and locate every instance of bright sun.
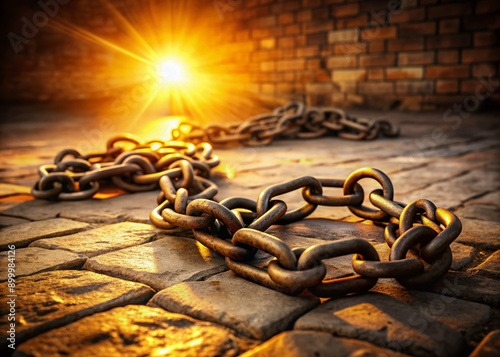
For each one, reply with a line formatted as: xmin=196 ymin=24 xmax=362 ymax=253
xmin=157 ymin=60 xmax=185 ymax=83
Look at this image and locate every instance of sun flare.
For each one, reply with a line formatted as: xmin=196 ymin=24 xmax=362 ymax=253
xmin=157 ymin=60 xmax=185 ymax=83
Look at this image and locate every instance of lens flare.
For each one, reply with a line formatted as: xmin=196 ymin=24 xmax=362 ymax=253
xmin=157 ymin=60 xmax=185 ymax=83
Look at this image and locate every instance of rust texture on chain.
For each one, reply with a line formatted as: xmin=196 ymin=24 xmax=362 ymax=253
xmin=31 ymin=103 xmax=462 ymax=298
xmin=170 ymin=101 xmax=400 ymax=146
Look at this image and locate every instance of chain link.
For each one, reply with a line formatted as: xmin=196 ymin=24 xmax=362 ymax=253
xmin=32 ymin=104 xmax=463 ymax=298
xmin=170 ymin=101 xmax=400 ymax=146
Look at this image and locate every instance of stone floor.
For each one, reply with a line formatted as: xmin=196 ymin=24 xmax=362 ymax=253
xmin=0 ymin=103 xmax=499 ymax=356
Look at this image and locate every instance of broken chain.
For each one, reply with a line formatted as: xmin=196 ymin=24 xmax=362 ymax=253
xmin=32 ymin=104 xmax=462 ymax=298
xmin=170 ymin=101 xmax=400 ymax=146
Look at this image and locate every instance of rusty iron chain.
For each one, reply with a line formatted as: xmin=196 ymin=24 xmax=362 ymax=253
xmin=170 ymin=101 xmax=400 ymax=146
xmin=32 ymin=107 xmax=463 ymax=298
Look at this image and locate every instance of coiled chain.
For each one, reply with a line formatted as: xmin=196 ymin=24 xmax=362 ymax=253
xmin=33 ymin=131 xmax=461 ymax=298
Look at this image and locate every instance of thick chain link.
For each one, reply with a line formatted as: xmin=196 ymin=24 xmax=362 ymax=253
xmin=33 ymin=134 xmax=461 ymax=298
xmin=171 ymin=102 xmax=400 ymax=146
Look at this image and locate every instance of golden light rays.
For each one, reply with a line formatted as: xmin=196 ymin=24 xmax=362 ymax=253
xmin=42 ymin=0 xmax=260 ymax=135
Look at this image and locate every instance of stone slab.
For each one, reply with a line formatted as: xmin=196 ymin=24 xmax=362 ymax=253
xmin=0 ymin=270 xmax=154 ymax=348
xmin=0 ymin=218 xmax=90 ymax=250
xmin=0 ymin=247 xmax=87 ymax=281
xmin=0 ymin=191 xmax=160 ymax=224
xmin=294 ymin=292 xmax=464 ymax=357
xmin=455 ymin=204 xmax=500 ymax=223
xmin=83 ymin=236 xmax=227 ymax=290
xmin=371 ymin=283 xmax=492 ymax=333
xmin=470 ymin=250 xmax=500 ymax=280
xmin=30 ymin=222 xmax=160 ymax=258
xmin=423 ymin=272 xmax=500 ymax=307
xmin=0 ymin=183 xmax=30 ymax=198
xmin=0 ymin=216 xmax=30 ymax=228
xmin=240 ymin=330 xmax=408 ymax=357
xmin=470 ymin=330 xmax=500 ymax=357
xmin=15 ymin=305 xmax=258 ymax=357
xmin=397 ymin=169 xmax=499 ymax=210
xmin=149 ymin=272 xmax=320 ymax=340
xmin=456 ymin=218 xmax=500 ymax=250
xmin=450 ymin=242 xmax=475 ymax=271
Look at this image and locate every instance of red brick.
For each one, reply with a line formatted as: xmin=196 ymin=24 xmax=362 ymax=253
xmin=324 ymin=0 xmax=345 ymax=4
xmin=360 ymin=0 xmax=390 ymax=12
xmin=315 ymin=69 xmax=331 ymax=82
xmin=386 ymin=67 xmax=424 ymax=80
xmin=278 ymin=13 xmax=295 ymax=25
xmin=306 ymin=59 xmax=321 ymax=70
xmin=297 ymin=10 xmax=312 ymax=22
xmin=387 ymin=38 xmax=424 ymax=52
xmin=312 ymin=7 xmax=329 ymax=20
xmin=252 ymin=16 xmax=276 ymax=28
xmin=428 ymin=3 xmax=472 ymax=19
xmin=476 ymin=0 xmax=500 ymax=14
xmin=462 ymin=48 xmax=500 ymax=63
xmin=460 ymin=79 xmax=493 ymax=93
xmin=307 ymin=33 xmax=327 ymax=45
xmin=297 ymin=46 xmax=320 ymax=57
xmin=332 ymin=69 xmax=367 ymax=81
xmin=426 ymin=34 xmax=472 ymax=49
xmin=285 ymin=24 xmax=301 ymax=35
xmin=328 ymin=29 xmax=359 ymax=43
xmin=332 ymin=3 xmax=360 ymax=17
xmin=361 ymin=26 xmax=397 ymax=40
xmin=369 ymin=41 xmax=385 ymax=53
xmin=359 ymin=82 xmax=394 ymax=95
xmin=282 ymin=48 xmax=295 ymax=59
xmin=473 ymin=63 xmax=497 ymax=77
xmin=327 ymin=55 xmax=357 ymax=69
xmin=276 ymin=82 xmax=295 ymax=94
xmin=302 ymin=0 xmax=322 ymax=7
xmin=390 ymin=8 xmax=426 ymax=23
xmin=474 ymin=32 xmax=497 ymax=47
xmin=261 ymin=83 xmax=275 ymax=93
xmin=260 ymin=38 xmax=275 ymax=49
xmin=337 ymin=15 xmax=368 ymax=29
xmin=252 ymin=29 xmax=271 ymax=39
xmin=400 ymin=22 xmax=437 ymax=37
xmin=439 ymin=19 xmax=460 ymax=34
xmin=296 ymin=35 xmax=307 ymax=47
xmin=396 ymin=80 xmax=434 ymax=94
xmin=426 ymin=65 xmax=470 ymax=79
xmin=398 ymin=52 xmax=435 ymax=65
xmin=278 ymin=37 xmax=295 ymax=48
xmin=260 ymin=61 xmax=275 ymax=72
xmin=333 ymin=42 xmax=367 ymax=55
xmin=360 ymin=53 xmax=396 ymax=67
xmin=368 ymin=68 xmax=384 ymax=80
xmin=464 ymin=14 xmax=500 ymax=31
xmin=235 ymin=31 xmax=250 ymax=41
xmin=304 ymin=21 xmax=334 ymax=34
xmin=437 ymin=50 xmax=459 ymax=64
xmin=436 ymin=80 xmax=458 ymax=93
xmin=285 ymin=0 xmax=301 ymax=12
xmin=277 ymin=59 xmax=306 ymax=71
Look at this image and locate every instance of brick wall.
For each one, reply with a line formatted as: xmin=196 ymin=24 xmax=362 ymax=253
xmin=222 ymin=0 xmax=500 ymax=110
xmin=1 ymin=0 xmax=499 ymax=111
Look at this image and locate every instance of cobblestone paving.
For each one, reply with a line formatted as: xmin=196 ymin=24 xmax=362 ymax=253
xmin=0 ymin=105 xmax=499 ymax=356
